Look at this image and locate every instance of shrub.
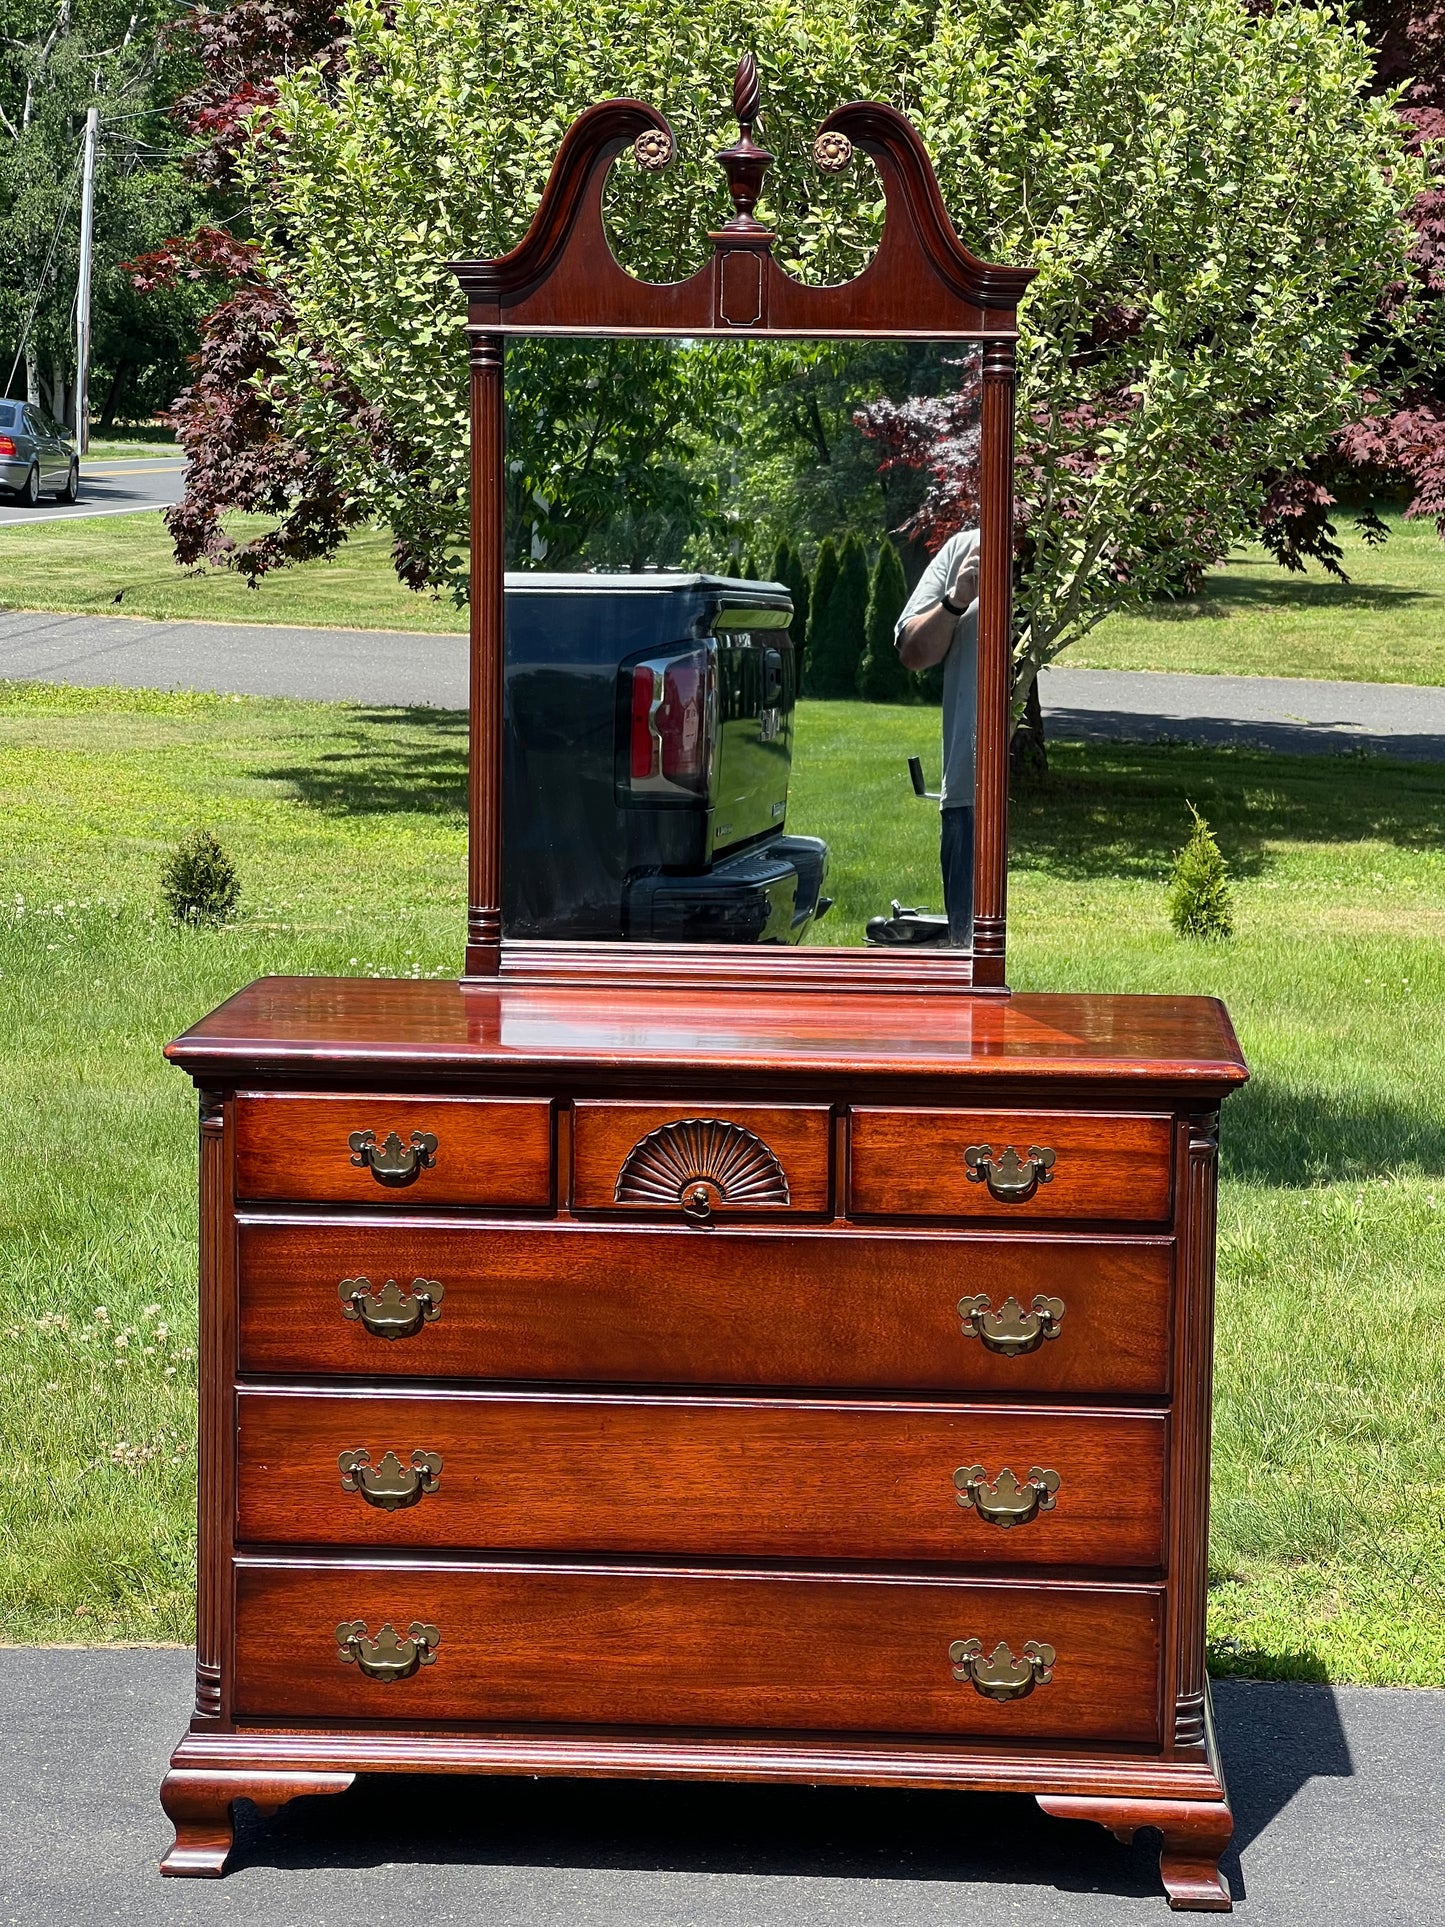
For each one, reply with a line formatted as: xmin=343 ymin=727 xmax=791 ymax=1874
xmin=1168 ymin=806 xmax=1233 ymax=940
xmin=161 ymin=829 xmax=241 ymax=927
xmin=807 ymin=532 xmax=869 ymax=698
xmin=856 ymin=539 xmax=912 ymax=702
xmin=771 ymin=538 xmax=809 ymax=655
xmin=801 ymin=537 xmax=839 ymax=695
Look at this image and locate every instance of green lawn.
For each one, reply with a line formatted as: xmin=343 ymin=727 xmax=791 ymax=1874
xmin=0 ymin=514 xmax=467 ymax=633
xmin=1 ymin=682 xmax=1442 ymax=1688
xmin=1074 ymin=509 xmax=1445 ymax=686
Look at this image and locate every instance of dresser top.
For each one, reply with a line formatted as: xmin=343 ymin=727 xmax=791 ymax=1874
xmin=167 ymin=978 xmax=1247 ymax=1090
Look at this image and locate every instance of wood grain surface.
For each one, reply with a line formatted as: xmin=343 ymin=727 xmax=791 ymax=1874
xmin=233 ymin=1093 xmax=553 ymax=1207
xmin=233 ymin=1558 xmax=1163 ymax=1743
xmin=850 ymin=1109 xmax=1173 ymax=1222
xmin=236 ymin=1217 xmax=1175 ymax=1393
xmin=235 ymin=1390 xmax=1167 ymax=1565
xmin=571 ymin=1102 xmax=832 ymax=1213
xmin=168 ymin=980 xmax=1249 ymax=1092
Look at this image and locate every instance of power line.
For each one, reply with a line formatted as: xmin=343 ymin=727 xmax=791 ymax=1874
xmin=3 ymin=144 xmax=85 ymax=402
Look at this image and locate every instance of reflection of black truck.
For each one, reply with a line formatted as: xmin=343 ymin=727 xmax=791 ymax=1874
xmin=503 ymin=574 xmax=829 ymax=942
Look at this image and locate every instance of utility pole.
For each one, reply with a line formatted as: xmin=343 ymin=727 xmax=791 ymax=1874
xmin=74 ymin=106 xmax=99 ymax=454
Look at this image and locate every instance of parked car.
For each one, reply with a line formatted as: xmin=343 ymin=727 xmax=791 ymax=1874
xmin=504 ymin=572 xmax=830 ymax=942
xmin=0 ymin=399 xmax=79 ymax=504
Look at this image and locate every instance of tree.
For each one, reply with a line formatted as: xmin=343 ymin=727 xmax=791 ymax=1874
xmin=806 ymin=530 xmax=868 ymax=697
xmin=170 ymin=0 xmax=1423 ymax=702
xmin=1 ymin=2 xmax=206 ymax=425
xmin=1258 ymin=3 xmax=1445 ymax=573
xmin=857 ymin=539 xmax=912 ymax=702
xmin=802 ymin=536 xmax=840 ymax=697
xmin=771 ymin=536 xmax=809 ymax=649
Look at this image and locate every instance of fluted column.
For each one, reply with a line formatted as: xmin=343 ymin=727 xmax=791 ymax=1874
xmin=973 ymin=337 xmax=1016 ymax=983
xmin=466 ymin=330 xmax=506 ymax=977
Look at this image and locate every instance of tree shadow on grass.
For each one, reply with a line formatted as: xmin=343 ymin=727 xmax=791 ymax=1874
xmin=1222 ymin=1073 xmax=1445 ymax=1187
xmin=1144 ymin=570 xmax=1431 ymax=621
xmin=1010 ymin=740 xmax=1445 ymax=882
xmin=259 ymin=705 xmax=469 ymax=820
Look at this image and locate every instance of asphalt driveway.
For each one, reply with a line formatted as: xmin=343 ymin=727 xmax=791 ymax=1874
xmin=0 ymin=1648 xmax=1439 ymax=1925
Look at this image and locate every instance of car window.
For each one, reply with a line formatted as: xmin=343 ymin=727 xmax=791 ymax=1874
xmin=0 ymin=402 xmax=17 ymax=431
xmin=23 ymin=409 xmax=48 ymax=438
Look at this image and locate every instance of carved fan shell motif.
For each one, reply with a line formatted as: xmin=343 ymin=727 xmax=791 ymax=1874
xmin=614 ymin=1118 xmax=790 ymax=1209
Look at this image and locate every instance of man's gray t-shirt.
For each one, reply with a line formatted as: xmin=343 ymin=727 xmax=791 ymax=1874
xmin=893 ymin=528 xmax=979 ymax=810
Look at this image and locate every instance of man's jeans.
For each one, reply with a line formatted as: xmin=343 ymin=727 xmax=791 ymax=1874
xmin=941 ymin=804 xmax=974 ymax=947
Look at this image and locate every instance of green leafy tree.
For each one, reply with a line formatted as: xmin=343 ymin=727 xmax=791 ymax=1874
xmin=802 ymin=536 xmax=839 ymax=696
xmin=806 ymin=531 xmax=868 ymax=696
xmin=213 ymin=0 xmax=1423 ymax=684
xmin=857 ymin=539 xmax=912 ymax=702
xmin=1168 ymin=806 xmax=1234 ymax=941
xmin=1 ymin=3 xmax=205 ymax=426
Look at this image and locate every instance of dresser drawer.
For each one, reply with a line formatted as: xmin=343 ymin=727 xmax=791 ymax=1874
xmin=236 ymin=1390 xmax=1166 ymax=1567
xmin=237 ymin=1219 xmax=1174 ymax=1394
xmin=571 ymin=1103 xmax=832 ymax=1217
xmin=849 ymin=1110 xmax=1172 ymax=1223
xmin=233 ymin=1094 xmax=553 ymax=1207
xmin=234 ymin=1558 xmax=1162 ymax=1743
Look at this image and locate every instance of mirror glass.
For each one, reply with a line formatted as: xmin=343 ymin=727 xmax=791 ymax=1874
xmin=501 ymin=338 xmax=982 ymax=950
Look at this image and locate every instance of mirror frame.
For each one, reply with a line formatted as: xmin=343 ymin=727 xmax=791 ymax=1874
xmin=448 ymin=55 xmax=1034 ymax=993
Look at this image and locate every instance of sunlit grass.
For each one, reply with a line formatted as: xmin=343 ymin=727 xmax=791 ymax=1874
xmin=1072 ymin=509 xmax=1445 ymax=687
xmin=1 ymin=681 xmax=1442 ymax=1682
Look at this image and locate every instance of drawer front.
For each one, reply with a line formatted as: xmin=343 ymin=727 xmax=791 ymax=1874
xmin=850 ymin=1110 xmax=1172 ymax=1223
xmin=236 ymin=1391 xmax=1167 ymax=1567
xmin=237 ymin=1219 xmax=1174 ymax=1394
xmin=571 ymin=1103 xmax=832 ymax=1217
xmin=234 ymin=1559 xmax=1162 ymax=1743
xmin=233 ymin=1094 xmax=553 ymax=1208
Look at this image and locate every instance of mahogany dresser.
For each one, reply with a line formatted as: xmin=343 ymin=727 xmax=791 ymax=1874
xmin=159 ymin=976 xmax=1247 ymax=1908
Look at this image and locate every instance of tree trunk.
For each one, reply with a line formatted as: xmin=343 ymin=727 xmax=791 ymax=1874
xmin=1010 ymin=670 xmax=1049 ymax=786
xmin=25 ymin=346 xmax=40 ymax=405
xmin=100 ymin=360 xmax=131 ymax=431
xmin=51 ymin=355 xmax=67 ymax=431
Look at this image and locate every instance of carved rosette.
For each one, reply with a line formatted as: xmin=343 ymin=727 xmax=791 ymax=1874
xmin=811 ymin=130 xmax=853 ymax=172
xmin=615 ymin=1117 xmax=789 ymax=1218
xmin=633 ymin=128 xmax=673 ymax=171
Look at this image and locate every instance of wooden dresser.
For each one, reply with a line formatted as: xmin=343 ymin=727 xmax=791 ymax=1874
xmin=160 ymin=976 xmax=1246 ymax=1909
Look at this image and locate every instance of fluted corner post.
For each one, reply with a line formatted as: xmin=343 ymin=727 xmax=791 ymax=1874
xmin=466 ymin=328 xmax=506 ymax=978
xmin=1168 ymin=1110 xmax=1222 ymax=1754
xmin=972 ymin=337 xmax=1016 ymax=987
xmin=194 ymin=1089 xmax=226 ymax=1724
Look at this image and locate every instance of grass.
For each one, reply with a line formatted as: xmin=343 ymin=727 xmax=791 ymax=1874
xmin=0 ymin=512 xmax=467 ymax=632
xmin=1 ymin=683 xmax=1442 ymax=1688
xmin=1073 ymin=509 xmax=1445 ymax=687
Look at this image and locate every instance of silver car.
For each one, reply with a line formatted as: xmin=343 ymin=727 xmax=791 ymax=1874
xmin=0 ymin=399 xmax=80 ymax=504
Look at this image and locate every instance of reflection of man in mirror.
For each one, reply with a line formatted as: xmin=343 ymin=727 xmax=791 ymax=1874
xmin=895 ymin=528 xmax=980 ymax=944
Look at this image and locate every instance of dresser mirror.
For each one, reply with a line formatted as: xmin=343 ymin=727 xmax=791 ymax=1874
xmin=449 ymin=56 xmax=1031 ymax=990
xmin=500 ymin=336 xmax=983 ymax=952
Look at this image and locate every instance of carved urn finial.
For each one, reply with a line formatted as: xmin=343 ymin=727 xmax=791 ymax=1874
xmin=716 ymin=53 xmax=773 ymax=233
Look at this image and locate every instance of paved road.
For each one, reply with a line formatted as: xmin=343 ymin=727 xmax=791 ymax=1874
xmin=0 ymin=457 xmax=183 ymax=527
xmin=1041 ymin=663 xmax=1445 ymax=762
xmin=0 ymin=1649 xmax=1438 ymax=1925
xmin=1 ymin=607 xmax=1443 ymax=756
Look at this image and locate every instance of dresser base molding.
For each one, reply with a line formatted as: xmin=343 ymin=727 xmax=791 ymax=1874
xmin=161 ymin=1707 xmax=1231 ymax=1905
xmin=158 ymin=1767 xmax=355 ymax=1877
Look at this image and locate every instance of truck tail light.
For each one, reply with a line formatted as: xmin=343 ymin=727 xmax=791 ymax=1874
xmin=624 ymin=648 xmax=714 ymax=798
xmin=0 ymin=437 xmax=15 ymax=458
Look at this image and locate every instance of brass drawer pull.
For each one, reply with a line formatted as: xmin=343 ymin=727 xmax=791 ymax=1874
xmin=338 ymin=1448 xmax=443 ymax=1512
xmin=957 ymin=1292 xmax=1065 ymax=1356
xmin=964 ymin=1143 xmax=1055 ymax=1202
xmin=949 ymin=1637 xmax=1055 ymax=1702
xmin=954 ymin=1463 xmax=1060 ymax=1527
xmin=348 ymin=1128 xmax=438 ymax=1188
xmin=339 ymin=1275 xmax=444 ymax=1339
xmin=336 ymin=1619 xmax=439 ymax=1682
